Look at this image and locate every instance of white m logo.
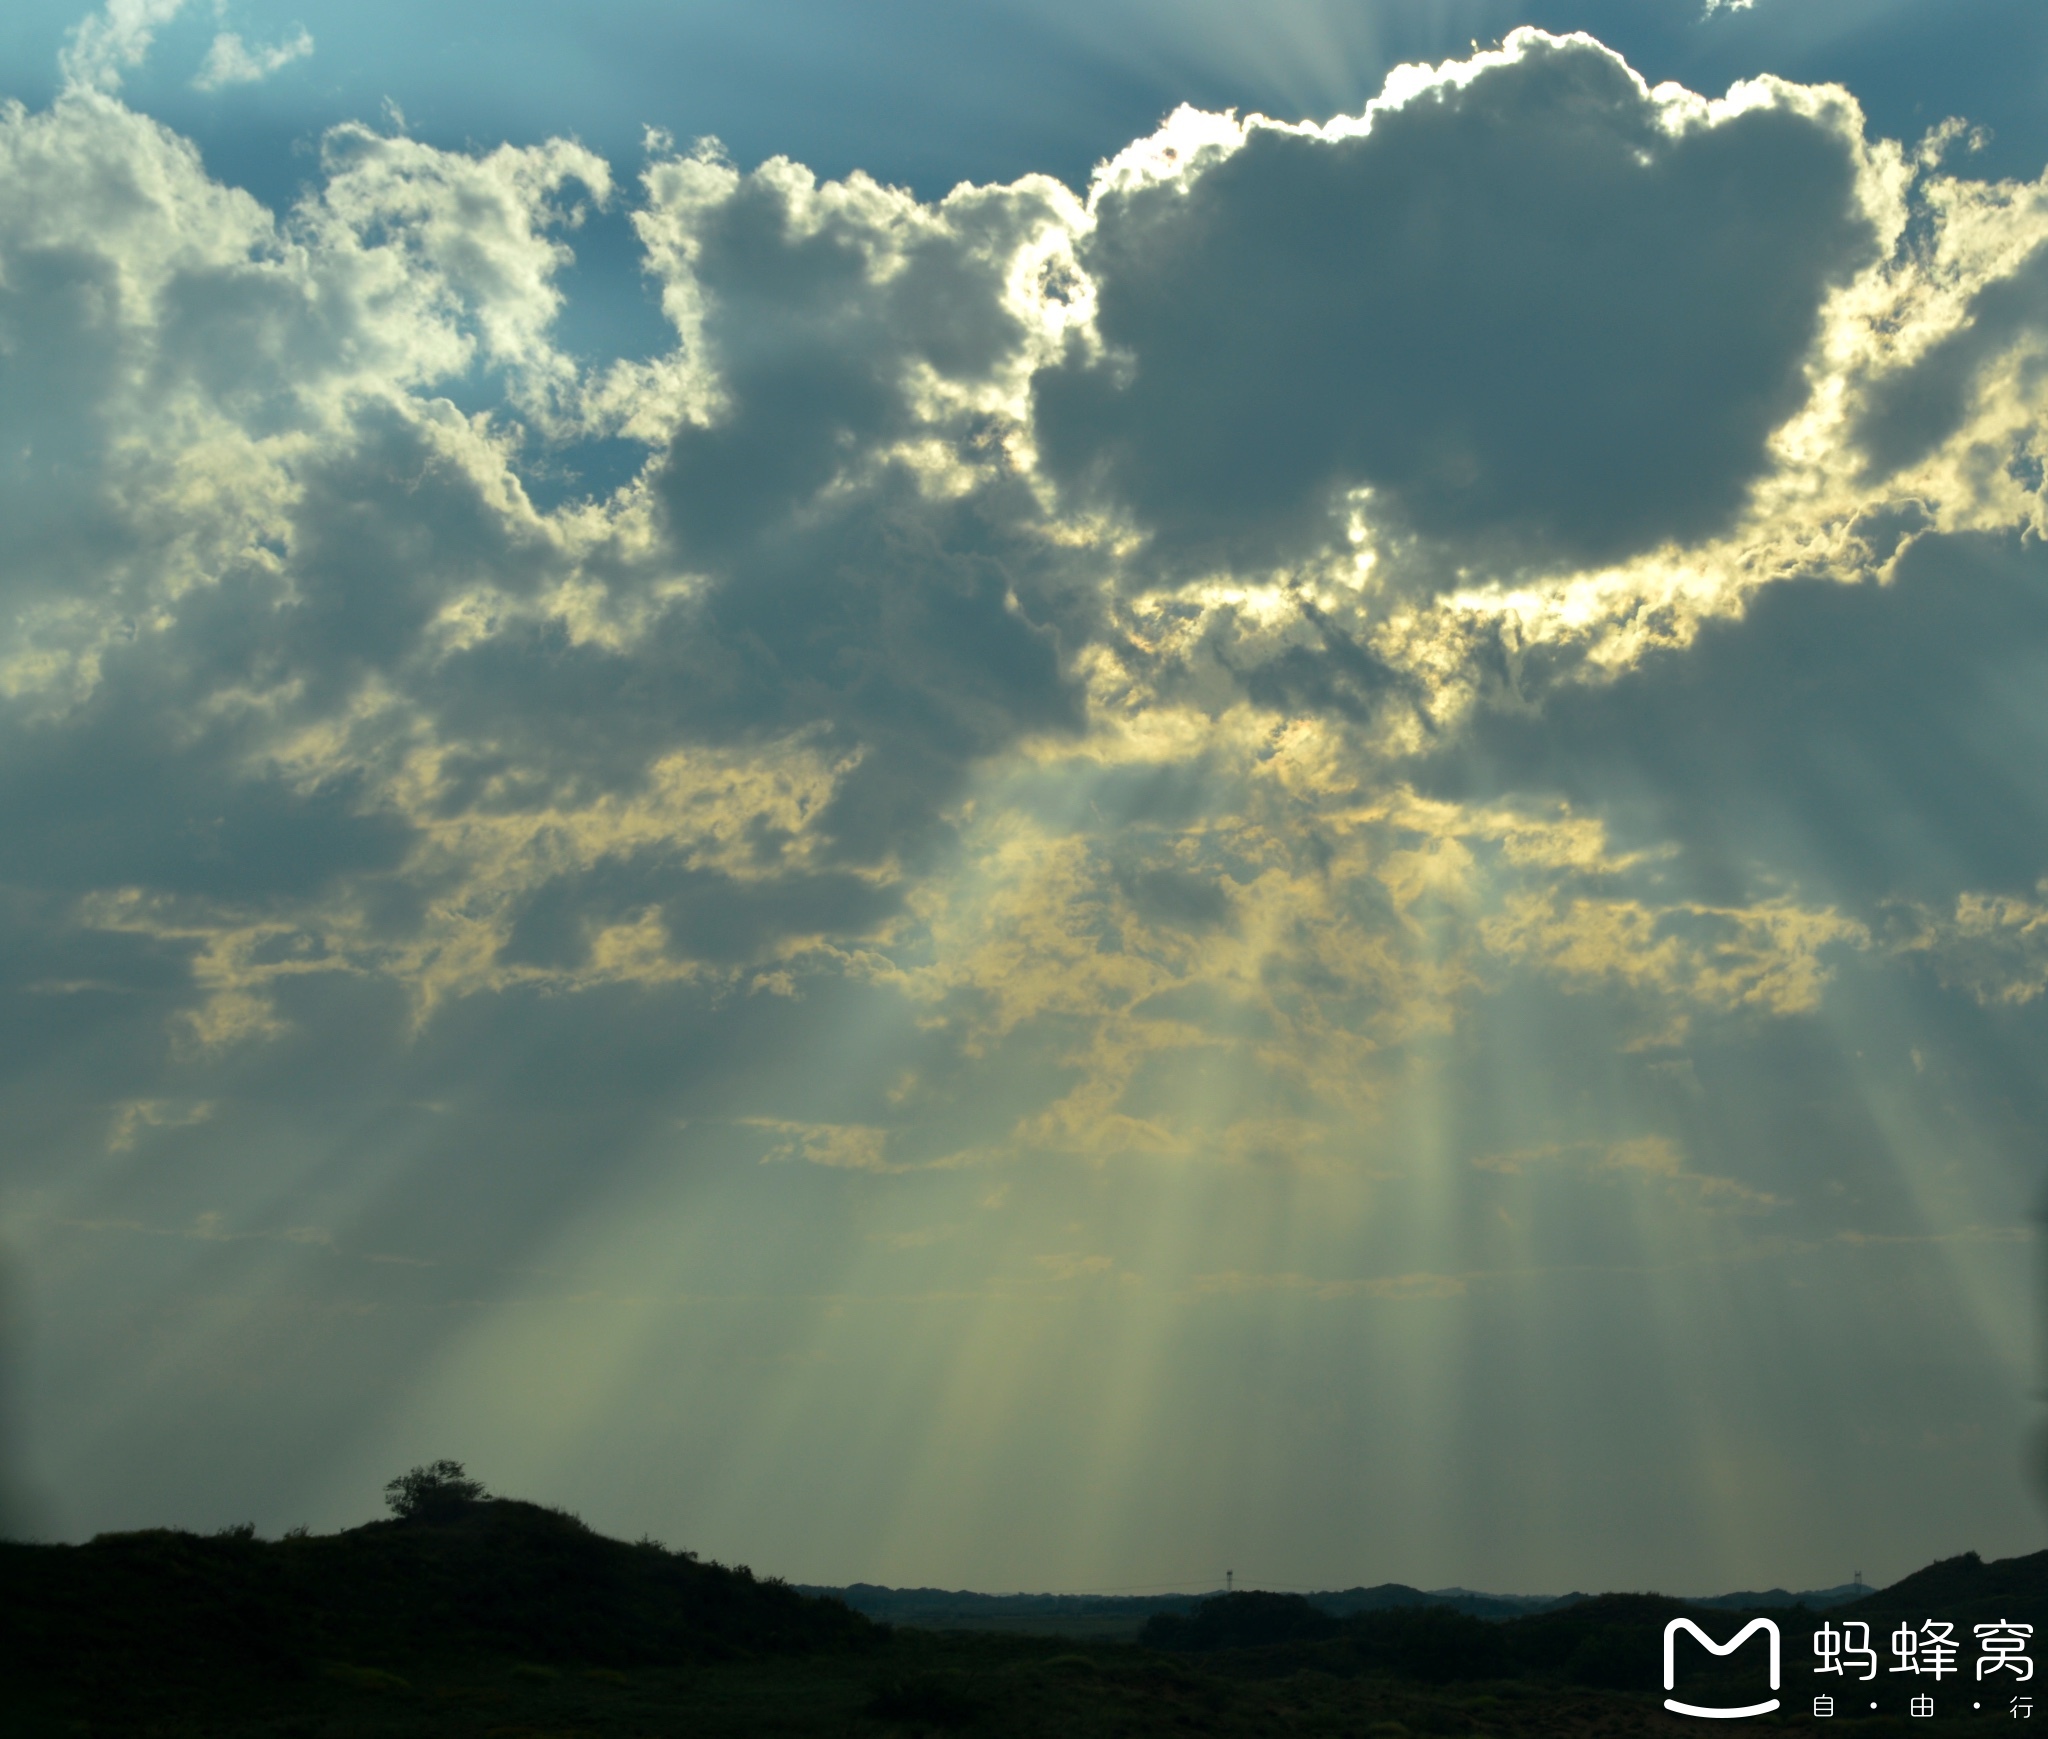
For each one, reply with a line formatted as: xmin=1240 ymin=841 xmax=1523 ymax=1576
xmin=1663 ymin=1617 xmax=1782 ymax=1719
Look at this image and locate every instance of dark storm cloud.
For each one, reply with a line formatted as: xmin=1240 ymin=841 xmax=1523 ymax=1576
xmin=0 ymin=559 xmax=415 ymax=907
xmin=649 ymin=163 xmax=1048 ymax=560
xmin=0 ymin=241 xmax=133 ymax=582
xmin=421 ymin=468 xmax=1089 ymax=867
xmin=1236 ymin=600 xmax=1412 ymax=724
xmin=628 ymin=159 xmax=1099 ymax=861
xmin=1413 ymin=528 xmax=2048 ymax=910
xmin=0 ymin=886 xmax=197 ymax=1125
xmin=1034 ymin=31 xmax=1879 ymax=578
xmin=1113 ymin=863 xmax=1236 ymax=933
xmin=1855 ymin=237 xmax=2048 ymax=481
xmin=679 ymin=473 xmax=1090 ymax=860
xmin=279 ymin=409 xmax=565 ymax=683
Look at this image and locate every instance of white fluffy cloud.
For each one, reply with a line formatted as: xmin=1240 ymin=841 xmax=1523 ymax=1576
xmin=192 ymin=28 xmax=313 ymax=92
xmin=57 ymin=0 xmax=191 ymax=94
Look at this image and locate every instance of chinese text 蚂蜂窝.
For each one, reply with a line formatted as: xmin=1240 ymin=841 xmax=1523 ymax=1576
xmin=1812 ymin=1622 xmax=2034 ymax=1683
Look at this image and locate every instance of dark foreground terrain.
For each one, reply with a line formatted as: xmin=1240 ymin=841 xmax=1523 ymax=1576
xmin=6 ymin=1499 xmax=2042 ymax=1737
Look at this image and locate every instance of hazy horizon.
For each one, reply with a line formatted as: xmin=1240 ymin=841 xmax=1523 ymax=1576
xmin=3 ymin=0 xmax=2046 ymax=1599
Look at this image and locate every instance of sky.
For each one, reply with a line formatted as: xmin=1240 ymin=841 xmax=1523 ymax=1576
xmin=2 ymin=0 xmax=2048 ymax=1600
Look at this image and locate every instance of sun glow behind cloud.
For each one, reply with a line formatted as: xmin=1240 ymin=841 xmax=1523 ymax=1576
xmin=1 ymin=17 xmax=2046 ymax=1590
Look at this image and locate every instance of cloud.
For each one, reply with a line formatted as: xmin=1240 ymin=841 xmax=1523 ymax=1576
xmin=0 ymin=33 xmax=2016 ymax=1081
xmin=1191 ymin=1268 xmax=1466 ymax=1300
xmin=1032 ymin=29 xmax=1883 ymax=581
xmin=745 ymin=1117 xmax=892 ymax=1171
xmin=1411 ymin=528 xmax=2048 ymax=913
xmin=10 ymin=31 xmax=2048 ymax=1580
xmin=1477 ymin=891 xmax=1865 ymax=1018
xmin=59 ymin=0 xmax=191 ymax=94
xmin=1033 ymin=1250 xmax=1115 ymax=1282
xmin=193 ymin=28 xmax=313 ymax=92
xmin=1851 ymin=217 xmax=2048 ymax=487
xmin=60 ymin=3 xmax=315 ymax=98
xmin=1887 ymin=881 xmax=2048 ymax=1006
xmin=628 ymin=147 xmax=1099 ymax=861
xmin=1473 ymin=1136 xmax=1784 ymax=1214
xmin=0 ymin=35 xmax=2031 ymax=1157
xmin=106 ymin=1096 xmax=213 ymax=1152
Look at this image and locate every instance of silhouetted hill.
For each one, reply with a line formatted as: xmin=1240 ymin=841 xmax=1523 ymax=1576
xmin=1136 ymin=1554 xmax=2048 ymax=1703
xmin=1313 ymin=1582 xmax=1574 ymax=1620
xmin=799 ymin=1583 xmax=1205 ymax=1640
xmin=819 ymin=1583 xmax=1202 ymax=1623
xmin=1686 ymin=1582 xmax=1864 ymax=1610
xmin=1141 ymin=1590 xmax=1341 ymax=1651
xmin=1 ymin=1496 xmax=874 ymax=1703
xmin=1828 ymin=1550 xmax=2048 ymax=1624
xmin=808 ymin=1580 xmax=1570 ymax=1643
xmin=1143 ymin=1588 xmax=1686 ymax=1686
xmin=10 ymin=1518 xmax=2046 ymax=1736
xmin=813 ymin=1576 xmax=1861 ymax=1641
xmin=1490 ymin=1591 xmax=1703 ymax=1688
xmin=1325 ymin=1601 xmax=1521 ymax=1682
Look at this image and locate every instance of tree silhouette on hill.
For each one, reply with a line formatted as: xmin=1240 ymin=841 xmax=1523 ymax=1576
xmin=383 ymin=1459 xmax=488 ymax=1523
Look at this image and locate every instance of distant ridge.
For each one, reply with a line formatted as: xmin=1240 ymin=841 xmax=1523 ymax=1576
xmin=803 ymin=1575 xmax=1872 ymax=1636
xmin=1314 ymin=1583 xmax=1569 ymax=1621
xmin=1687 ymin=1582 xmax=1869 ymax=1611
